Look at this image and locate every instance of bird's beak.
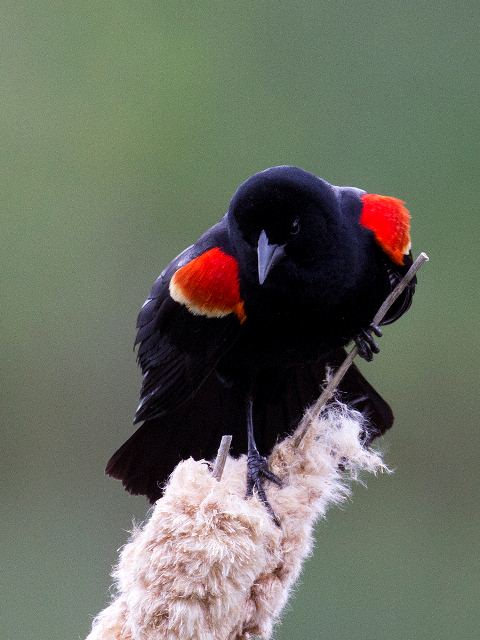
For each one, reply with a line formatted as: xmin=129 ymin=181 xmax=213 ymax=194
xmin=257 ymin=230 xmax=286 ymax=285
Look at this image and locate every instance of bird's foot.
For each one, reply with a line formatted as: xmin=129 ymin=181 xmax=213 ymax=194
xmin=246 ymin=449 xmax=282 ymax=526
xmin=354 ymin=323 xmax=383 ymax=362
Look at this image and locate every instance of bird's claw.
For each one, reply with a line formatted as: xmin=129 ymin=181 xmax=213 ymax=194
xmin=246 ymin=449 xmax=282 ymax=526
xmin=354 ymin=323 xmax=382 ymax=362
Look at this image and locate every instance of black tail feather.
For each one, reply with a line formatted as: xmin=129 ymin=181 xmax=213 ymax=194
xmin=106 ymin=347 xmax=393 ymax=502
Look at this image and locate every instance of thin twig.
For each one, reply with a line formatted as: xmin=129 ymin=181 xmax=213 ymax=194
xmin=212 ymin=435 xmax=233 ymax=480
xmin=292 ymin=252 xmax=429 ymax=448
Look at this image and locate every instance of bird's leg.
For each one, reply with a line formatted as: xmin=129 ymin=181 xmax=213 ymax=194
xmin=354 ymin=322 xmax=383 ymax=362
xmin=245 ymin=396 xmax=282 ymax=526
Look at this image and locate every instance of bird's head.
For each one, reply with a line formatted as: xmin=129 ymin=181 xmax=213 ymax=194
xmin=228 ymin=166 xmax=355 ymax=286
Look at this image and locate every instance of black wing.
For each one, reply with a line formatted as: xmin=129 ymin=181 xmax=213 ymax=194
xmin=381 ymin=250 xmax=416 ymax=326
xmin=132 ymin=219 xmax=242 ymax=424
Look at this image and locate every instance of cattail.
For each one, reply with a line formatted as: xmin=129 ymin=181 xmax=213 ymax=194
xmin=87 ymin=404 xmax=386 ymax=640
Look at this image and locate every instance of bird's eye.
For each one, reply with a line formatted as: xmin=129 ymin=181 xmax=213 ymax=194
xmin=290 ymin=217 xmax=300 ymax=235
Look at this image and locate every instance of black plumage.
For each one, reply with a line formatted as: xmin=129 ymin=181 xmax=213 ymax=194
xmin=106 ymin=166 xmax=415 ymax=502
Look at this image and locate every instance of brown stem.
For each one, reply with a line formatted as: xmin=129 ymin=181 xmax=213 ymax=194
xmin=212 ymin=435 xmax=233 ymax=480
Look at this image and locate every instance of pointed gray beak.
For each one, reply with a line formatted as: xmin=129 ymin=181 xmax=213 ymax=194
xmin=257 ymin=230 xmax=285 ymax=285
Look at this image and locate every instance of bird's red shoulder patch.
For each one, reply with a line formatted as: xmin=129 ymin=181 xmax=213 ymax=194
xmin=360 ymin=194 xmax=411 ymax=265
xmin=169 ymin=248 xmax=246 ymax=323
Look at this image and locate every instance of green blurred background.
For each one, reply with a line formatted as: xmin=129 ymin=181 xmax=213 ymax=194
xmin=1 ymin=2 xmax=479 ymax=638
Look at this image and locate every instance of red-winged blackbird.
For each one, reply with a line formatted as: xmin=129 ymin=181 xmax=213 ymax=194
xmin=106 ymin=166 xmax=415 ymax=509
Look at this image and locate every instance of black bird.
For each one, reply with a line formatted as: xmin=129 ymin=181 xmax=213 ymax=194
xmin=106 ymin=166 xmax=415 ymax=512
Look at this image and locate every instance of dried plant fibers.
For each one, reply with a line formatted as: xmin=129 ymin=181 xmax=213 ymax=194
xmin=87 ymin=253 xmax=428 ymax=640
xmin=87 ymin=405 xmax=386 ymax=640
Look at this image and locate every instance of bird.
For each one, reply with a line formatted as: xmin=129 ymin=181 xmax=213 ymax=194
xmin=106 ymin=166 xmax=415 ymax=516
